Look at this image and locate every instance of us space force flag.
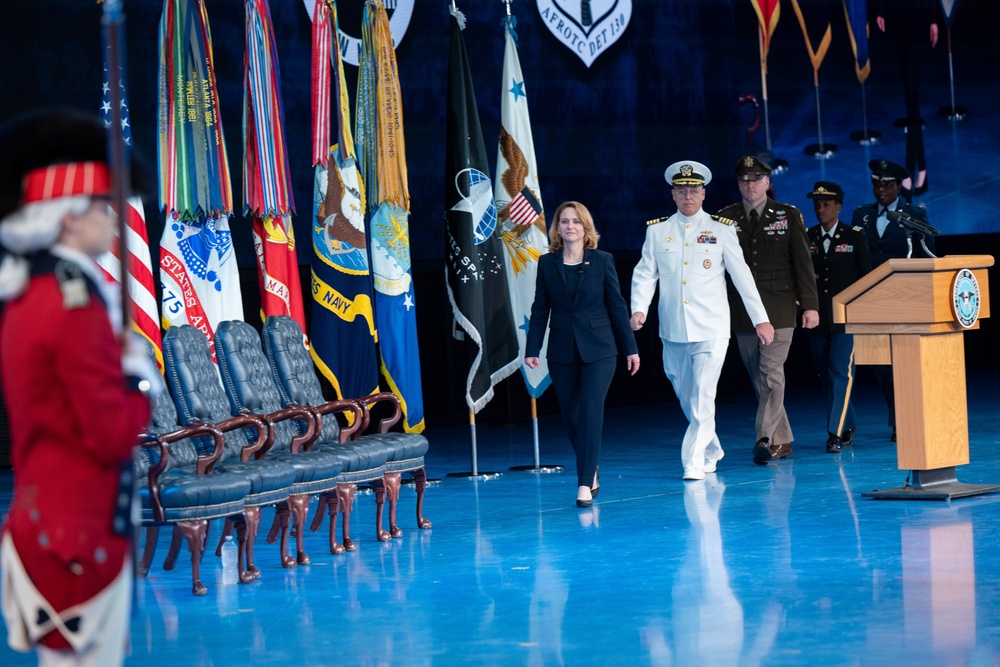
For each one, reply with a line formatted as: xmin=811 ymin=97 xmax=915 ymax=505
xmin=494 ymin=15 xmax=550 ymax=400
xmin=158 ymin=0 xmax=243 ymax=351
xmin=446 ymin=9 xmax=520 ymax=414
xmin=357 ymin=0 xmax=424 ymax=432
xmin=310 ymin=0 xmax=378 ymax=401
xmin=244 ymin=0 xmax=306 ymax=333
xmin=843 ymin=0 xmax=871 ymax=84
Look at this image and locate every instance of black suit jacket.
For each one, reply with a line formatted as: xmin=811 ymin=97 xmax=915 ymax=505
xmin=525 ymin=249 xmax=637 ymax=364
xmin=807 ymin=221 xmax=873 ymax=335
xmin=850 ymin=202 xmax=936 ymax=268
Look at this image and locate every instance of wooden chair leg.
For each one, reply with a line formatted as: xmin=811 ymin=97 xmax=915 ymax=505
xmin=372 ymin=480 xmax=391 ymax=543
xmin=310 ymin=495 xmax=327 ymax=532
xmin=177 ymin=520 xmax=209 ymax=596
xmin=163 ymin=525 xmax=184 ymax=571
xmin=266 ymin=511 xmax=281 ymax=544
xmin=336 ymin=483 xmax=358 ymax=552
xmin=243 ymin=506 xmax=262 ymax=580
xmin=275 ymin=503 xmax=296 ymax=568
xmin=322 ymin=492 xmax=345 ymax=555
xmin=139 ymin=526 xmax=159 ymax=576
xmin=384 ymin=472 xmax=403 ymax=539
xmin=288 ymin=494 xmax=311 ymax=565
xmin=412 ymin=468 xmax=432 ymax=529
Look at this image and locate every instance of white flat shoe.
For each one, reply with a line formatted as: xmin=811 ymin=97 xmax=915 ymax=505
xmin=683 ymin=467 xmax=706 ymax=481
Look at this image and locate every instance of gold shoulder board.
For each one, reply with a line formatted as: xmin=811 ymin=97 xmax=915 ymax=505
xmin=646 ymin=216 xmax=668 ymax=226
xmin=710 ymin=214 xmax=736 ymax=226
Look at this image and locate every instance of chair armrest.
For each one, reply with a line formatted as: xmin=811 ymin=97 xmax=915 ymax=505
xmin=309 ymin=398 xmax=364 ymax=444
xmin=137 ymin=423 xmax=224 ymax=523
xmin=263 ymin=405 xmax=317 ymax=453
xmin=356 ymin=391 xmax=402 ymax=436
xmin=212 ymin=412 xmax=269 ymax=462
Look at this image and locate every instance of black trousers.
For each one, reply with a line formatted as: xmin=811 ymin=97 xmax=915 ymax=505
xmin=549 ymin=354 xmax=617 ymax=488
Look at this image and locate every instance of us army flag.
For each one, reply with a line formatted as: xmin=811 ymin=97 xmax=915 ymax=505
xmin=494 ymin=16 xmax=550 ymax=400
xmin=446 ymin=11 xmax=520 ymax=414
xmin=158 ymin=0 xmax=243 ymax=351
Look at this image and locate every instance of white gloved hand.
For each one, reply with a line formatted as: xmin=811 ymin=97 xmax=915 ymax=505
xmin=120 ymin=331 xmax=163 ymax=398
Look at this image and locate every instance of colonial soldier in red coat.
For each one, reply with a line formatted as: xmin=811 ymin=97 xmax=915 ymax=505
xmin=0 ymin=110 xmax=157 ymax=666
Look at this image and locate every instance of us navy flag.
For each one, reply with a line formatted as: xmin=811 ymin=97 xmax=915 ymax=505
xmin=445 ymin=11 xmax=520 ymax=413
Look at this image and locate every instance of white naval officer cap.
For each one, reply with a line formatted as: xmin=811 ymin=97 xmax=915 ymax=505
xmin=664 ymin=161 xmax=712 ymax=187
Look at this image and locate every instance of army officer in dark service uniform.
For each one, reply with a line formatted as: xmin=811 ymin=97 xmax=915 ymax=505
xmin=718 ymin=156 xmax=819 ymax=465
xmin=805 ymin=182 xmax=872 ymax=453
xmin=850 ymin=159 xmax=936 ymax=440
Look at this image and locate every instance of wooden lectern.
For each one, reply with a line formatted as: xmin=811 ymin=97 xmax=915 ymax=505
xmin=833 ymin=255 xmax=997 ymax=499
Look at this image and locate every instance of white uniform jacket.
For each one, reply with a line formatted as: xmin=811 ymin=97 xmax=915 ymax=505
xmin=631 ymin=209 xmax=769 ymax=343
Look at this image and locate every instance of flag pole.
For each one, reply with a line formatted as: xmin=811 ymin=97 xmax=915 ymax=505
xmin=757 ymin=28 xmax=772 ymax=153
xmin=756 ymin=25 xmax=787 ymax=173
xmin=937 ymin=27 xmax=967 ymax=120
xmin=102 ymin=0 xmax=133 ymax=334
xmin=446 ymin=409 xmax=503 ymax=479
xmin=849 ymin=81 xmax=881 ymax=145
xmin=509 ymin=397 xmax=563 ymax=473
xmin=804 ymin=70 xmax=837 ymax=158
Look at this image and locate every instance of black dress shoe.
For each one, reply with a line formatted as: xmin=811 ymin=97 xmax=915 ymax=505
xmin=840 ymin=428 xmax=856 ymax=447
xmin=591 ymin=468 xmax=600 ymax=498
xmin=826 ymin=433 xmax=842 ymax=454
xmin=753 ymin=437 xmax=771 ymax=465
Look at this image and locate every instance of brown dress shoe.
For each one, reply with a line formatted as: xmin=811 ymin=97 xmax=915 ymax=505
xmin=769 ymin=441 xmax=793 ymax=459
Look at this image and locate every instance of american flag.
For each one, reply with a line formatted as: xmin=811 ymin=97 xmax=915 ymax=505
xmin=97 ymin=56 xmax=164 ymax=369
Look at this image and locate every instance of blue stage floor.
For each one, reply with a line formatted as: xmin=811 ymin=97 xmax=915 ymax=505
xmin=2 ymin=369 xmax=1000 ymax=666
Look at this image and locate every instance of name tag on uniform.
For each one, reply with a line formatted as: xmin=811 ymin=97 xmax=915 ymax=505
xmin=697 ymin=232 xmax=717 ymax=244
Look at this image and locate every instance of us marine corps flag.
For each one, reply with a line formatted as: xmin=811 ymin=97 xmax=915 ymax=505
xmin=495 ymin=14 xmax=550 ymax=401
xmin=244 ymin=0 xmax=306 ymax=332
xmin=446 ymin=9 xmax=520 ymax=415
xmin=310 ymin=0 xmax=379 ymax=401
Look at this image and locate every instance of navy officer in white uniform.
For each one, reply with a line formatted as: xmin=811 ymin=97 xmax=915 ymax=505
xmin=631 ymin=161 xmax=774 ymax=480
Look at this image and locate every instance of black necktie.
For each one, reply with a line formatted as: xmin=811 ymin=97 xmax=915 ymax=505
xmin=823 ymin=234 xmax=832 ymax=253
xmin=749 ymin=209 xmax=759 ymax=228
xmin=879 ymin=207 xmax=889 ymax=218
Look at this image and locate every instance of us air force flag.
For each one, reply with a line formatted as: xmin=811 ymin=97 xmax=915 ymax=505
xmin=446 ymin=12 xmax=520 ymax=414
xmin=495 ymin=17 xmax=551 ymax=400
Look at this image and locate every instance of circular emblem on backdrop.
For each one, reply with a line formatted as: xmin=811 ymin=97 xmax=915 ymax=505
xmin=301 ymin=0 xmax=414 ymax=67
xmin=703 ymin=259 xmax=711 ymax=269
xmin=951 ymin=268 xmax=981 ymax=328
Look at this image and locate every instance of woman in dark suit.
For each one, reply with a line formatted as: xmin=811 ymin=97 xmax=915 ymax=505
xmin=525 ymin=201 xmax=640 ymax=508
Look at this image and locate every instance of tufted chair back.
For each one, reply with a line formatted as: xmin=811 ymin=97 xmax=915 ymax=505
xmin=162 ymin=325 xmax=251 ymax=462
xmin=262 ymin=315 xmax=343 ymax=445
xmin=215 ymin=320 xmax=301 ymax=454
xmin=132 ymin=339 xmax=202 ymax=476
